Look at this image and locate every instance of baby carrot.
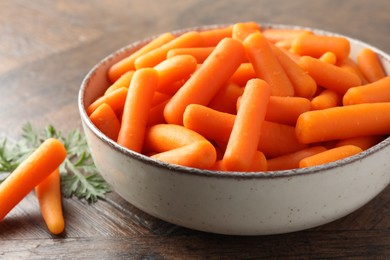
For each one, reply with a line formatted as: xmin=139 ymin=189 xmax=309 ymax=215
xmin=335 ymin=135 xmax=384 ymax=151
xmin=223 ymin=79 xmax=271 ymax=171
xmin=147 ymin=99 xmax=169 ymax=126
xmin=151 ymin=92 xmax=171 ymax=107
xmin=35 ymin=168 xmax=65 ymax=235
xmin=89 ymin=103 xmax=121 ymax=141
xmin=143 ymin=123 xmax=207 ymax=153
xmin=154 ymin=55 xmax=198 ymax=91
xmin=262 ymin=28 xmax=312 ymax=43
xmin=265 ymin=96 xmax=312 ymax=125
xmin=357 ymin=48 xmax=386 ymax=83
xmin=319 ymin=51 xmax=337 ymax=65
xmin=338 ymin=58 xmax=368 ymax=85
xmin=117 ymin=68 xmax=158 ymax=152
xmin=244 ymin=32 xmax=295 ymax=96
xmin=164 ymin=37 xmax=245 ymax=125
xmin=298 ymin=56 xmax=361 ymax=95
xmin=166 ymin=47 xmax=215 ymax=63
xmin=105 ymin=70 xmax=134 ymax=95
xmin=232 ymin=22 xmax=261 ymax=41
xmin=134 ymin=31 xmax=204 ymax=69
xmin=311 ymin=89 xmax=342 ymax=110
xmin=291 ymin=33 xmax=350 ymax=61
xmin=209 ymin=82 xmax=244 ymax=114
xmin=229 ymin=63 xmax=256 ymax=86
xmin=271 ymin=45 xmax=317 ymax=99
xmin=296 ymin=103 xmax=390 ymax=144
xmin=151 ymin=140 xmax=217 ymax=169
xmin=87 ymin=87 xmax=128 ymax=116
xmin=267 ymin=146 xmax=327 ymax=171
xmin=199 ymin=26 xmax=234 ymax=46
xmin=247 ymin=151 xmax=268 ymax=172
xmin=299 ymin=145 xmax=363 ymax=168
xmin=108 ymin=32 xmax=175 ymax=83
xmin=343 ymin=76 xmax=390 ymax=105
xmin=0 ymin=138 xmax=67 ymax=221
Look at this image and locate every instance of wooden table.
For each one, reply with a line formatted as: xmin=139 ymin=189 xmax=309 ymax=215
xmin=1 ymin=0 xmax=389 ymax=258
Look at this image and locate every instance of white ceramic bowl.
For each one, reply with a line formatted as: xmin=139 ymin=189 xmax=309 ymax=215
xmin=78 ymin=24 xmax=390 ymax=235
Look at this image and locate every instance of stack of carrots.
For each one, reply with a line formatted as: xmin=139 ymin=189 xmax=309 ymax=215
xmin=87 ymin=22 xmax=390 ymax=172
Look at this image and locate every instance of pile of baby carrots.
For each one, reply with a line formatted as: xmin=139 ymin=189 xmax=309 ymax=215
xmin=87 ymin=21 xmax=390 ymax=172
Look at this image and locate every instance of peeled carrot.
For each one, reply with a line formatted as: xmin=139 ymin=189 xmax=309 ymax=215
xmin=89 ymin=103 xmax=121 ymax=141
xmin=87 ymin=87 xmax=128 ymax=116
xmin=338 ymin=58 xmax=368 ymax=85
xmin=357 ymin=48 xmax=386 ymax=83
xmin=298 ymin=56 xmax=361 ymax=95
xmin=271 ymin=45 xmax=317 ymax=99
xmin=299 ymin=145 xmax=363 ymax=168
xmin=263 ymin=28 xmax=312 ymax=43
xmin=232 ymin=22 xmax=261 ymax=41
xmin=151 ymin=92 xmax=171 ymax=107
xmin=105 ymin=70 xmax=134 ymax=95
xmin=117 ymin=68 xmax=158 ymax=152
xmin=199 ymin=26 xmax=233 ymax=47
xmin=247 ymin=151 xmax=267 ymax=172
xmin=296 ymin=103 xmax=390 ymax=144
xmin=335 ymin=135 xmax=384 ymax=151
xmin=35 ymin=168 xmax=65 ymax=235
xmin=164 ymin=37 xmax=245 ymax=125
xmin=343 ymin=76 xmax=390 ymax=105
xmin=147 ymin=99 xmax=169 ymax=126
xmin=135 ymin=31 xmax=204 ymax=69
xmin=0 ymin=138 xmax=67 ymax=221
xmin=319 ymin=51 xmax=337 ymax=65
xmin=223 ymin=79 xmax=271 ymax=171
xmin=311 ymin=89 xmax=342 ymax=110
xmin=166 ymin=47 xmax=215 ymax=63
xmin=151 ymin=140 xmax=216 ymax=169
xmin=209 ymin=82 xmax=244 ymax=114
xmin=108 ymin=32 xmax=175 ymax=83
xmin=229 ymin=63 xmax=256 ymax=86
xmin=265 ymin=96 xmax=312 ymax=125
xmin=292 ymin=33 xmax=350 ymax=61
xmin=244 ymin=32 xmax=295 ymax=96
xmin=267 ymin=146 xmax=327 ymax=171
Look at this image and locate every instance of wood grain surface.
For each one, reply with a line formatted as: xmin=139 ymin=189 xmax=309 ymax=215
xmin=0 ymin=0 xmax=389 ymax=259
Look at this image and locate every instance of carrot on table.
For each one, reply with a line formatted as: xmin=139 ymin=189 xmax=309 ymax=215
xmin=229 ymin=63 xmax=256 ymax=86
xmin=267 ymin=146 xmax=327 ymax=171
xmin=357 ymin=48 xmax=386 ymax=83
xmin=296 ymin=103 xmax=390 ymax=144
xmin=105 ymin=70 xmax=134 ymax=95
xmin=89 ymin=103 xmax=121 ymax=141
xmin=154 ymin=54 xmax=198 ymax=91
xmin=244 ymin=32 xmax=295 ymax=96
xmin=291 ymin=33 xmax=350 ymax=61
xmin=335 ymin=135 xmax=385 ymax=151
xmin=117 ymin=68 xmax=159 ymax=153
xmin=108 ymin=32 xmax=175 ymax=83
xmin=35 ymin=168 xmax=64 ymax=235
xmin=222 ymin=79 xmax=271 ymax=171
xmin=298 ymin=56 xmax=361 ymax=95
xmin=209 ymin=82 xmax=244 ymax=114
xmin=151 ymin=140 xmax=217 ymax=169
xmin=343 ymin=76 xmax=390 ymax=105
xmin=164 ymin=37 xmax=246 ymax=125
xmin=311 ymin=89 xmax=342 ymax=110
xmin=87 ymin=87 xmax=128 ymax=116
xmin=299 ymin=145 xmax=363 ymax=168
xmin=134 ymin=31 xmax=204 ymax=69
xmin=166 ymin=47 xmax=215 ymax=63
xmin=0 ymin=138 xmax=67 ymax=221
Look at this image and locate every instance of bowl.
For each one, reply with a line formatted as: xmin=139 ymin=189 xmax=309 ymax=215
xmin=78 ymin=23 xmax=390 ymax=235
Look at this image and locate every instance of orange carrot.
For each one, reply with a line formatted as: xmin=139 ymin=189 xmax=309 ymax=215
xmin=147 ymin=99 xmax=169 ymax=126
xmin=166 ymin=47 xmax=215 ymax=63
xmin=319 ymin=51 xmax=337 ymax=65
xmin=0 ymin=138 xmax=67 ymax=221
xmin=87 ymin=87 xmax=128 ymax=116
xmin=335 ymin=135 xmax=385 ymax=151
xmin=244 ymin=32 xmax=295 ymax=96
xmin=117 ymin=68 xmax=158 ymax=152
xmin=151 ymin=92 xmax=171 ymax=107
xmin=223 ymin=79 xmax=271 ymax=171
xmin=299 ymin=145 xmax=363 ymax=168
xmin=108 ymin=32 xmax=175 ymax=82
xmin=89 ymin=103 xmax=121 ymax=141
xmin=134 ymin=31 xmax=204 ymax=69
xmin=271 ymin=45 xmax=317 ymax=99
xmin=357 ymin=48 xmax=386 ymax=83
xmin=298 ymin=56 xmax=361 ymax=95
xmin=265 ymin=96 xmax=312 ymax=125
xmin=154 ymin=55 xmax=198 ymax=91
xmin=343 ymin=76 xmax=390 ymax=105
xmin=209 ymin=82 xmax=244 ymax=114
xmin=247 ymin=151 xmax=267 ymax=172
xmin=164 ymin=37 xmax=245 ymax=125
xmin=35 ymin=168 xmax=64 ymax=235
xmin=338 ymin=58 xmax=368 ymax=85
xmin=229 ymin=63 xmax=256 ymax=86
xmin=263 ymin=28 xmax=312 ymax=43
xmin=105 ymin=70 xmax=134 ymax=95
xmin=267 ymin=146 xmax=327 ymax=171
xmin=311 ymin=89 xmax=342 ymax=110
xmin=143 ymin=123 xmax=206 ymax=153
xmin=151 ymin=140 xmax=217 ymax=169
xmin=291 ymin=33 xmax=350 ymax=61
xmin=199 ymin=26 xmax=234 ymax=46
xmin=296 ymin=103 xmax=390 ymax=144
xmin=232 ymin=22 xmax=261 ymax=41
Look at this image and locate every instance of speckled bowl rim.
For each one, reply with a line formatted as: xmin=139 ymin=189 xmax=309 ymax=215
xmin=79 ymin=23 xmax=390 ymax=180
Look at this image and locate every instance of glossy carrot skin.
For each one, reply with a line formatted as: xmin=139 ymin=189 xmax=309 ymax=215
xmin=343 ymin=76 xmax=390 ymax=105
xmin=357 ymin=48 xmax=386 ymax=83
xmin=89 ymin=103 xmax=121 ymax=141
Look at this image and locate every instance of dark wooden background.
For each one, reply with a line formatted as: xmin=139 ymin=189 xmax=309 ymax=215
xmin=0 ymin=0 xmax=389 ymax=258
